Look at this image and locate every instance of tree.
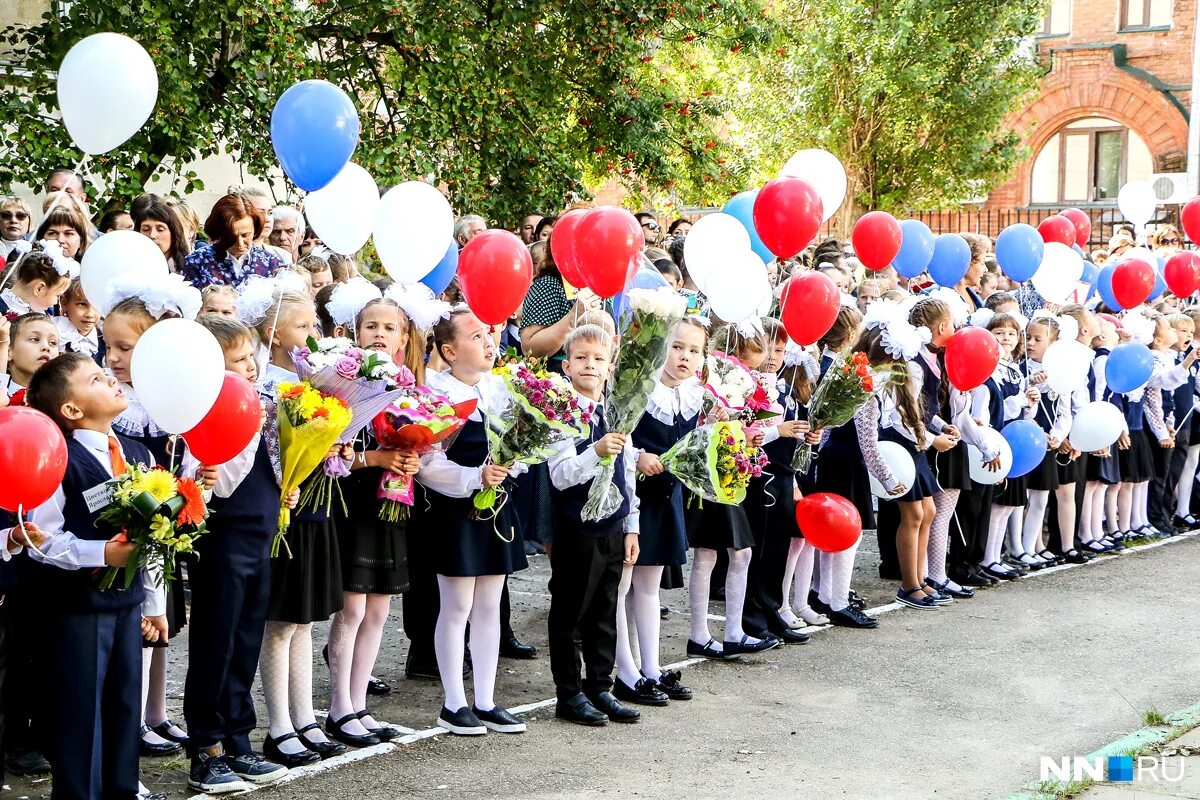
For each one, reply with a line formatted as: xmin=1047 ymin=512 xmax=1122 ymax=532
xmin=720 ymin=0 xmax=1045 ymax=228
xmin=0 ymin=0 xmax=769 ymax=226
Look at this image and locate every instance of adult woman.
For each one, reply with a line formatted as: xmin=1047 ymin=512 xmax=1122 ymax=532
xmin=35 ymin=203 xmax=89 ymax=261
xmin=955 ymin=233 xmax=989 ymax=310
xmin=180 ymin=193 xmax=285 ymax=288
xmin=133 ymin=197 xmax=191 ymax=272
xmin=0 ymin=196 xmax=33 ymax=261
xmin=1151 ymin=225 xmax=1183 ymax=258
xmin=519 ymin=245 xmax=600 ymax=368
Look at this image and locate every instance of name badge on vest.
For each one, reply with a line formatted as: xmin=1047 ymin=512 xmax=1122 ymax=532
xmin=83 ymin=480 xmax=116 ymax=514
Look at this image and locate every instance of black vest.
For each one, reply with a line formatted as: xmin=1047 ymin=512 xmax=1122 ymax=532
xmin=552 ymin=408 xmax=632 ymax=538
xmin=204 ymin=435 xmax=278 ymax=560
xmin=632 ymin=402 xmax=698 ymax=494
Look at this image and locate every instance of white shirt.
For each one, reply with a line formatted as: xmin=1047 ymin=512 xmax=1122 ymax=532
xmin=24 ymin=429 xmax=166 ymax=616
xmin=547 ymin=391 xmax=640 ymax=533
xmin=55 ymin=316 xmax=99 ymax=358
xmin=0 ymin=288 xmax=30 ymax=316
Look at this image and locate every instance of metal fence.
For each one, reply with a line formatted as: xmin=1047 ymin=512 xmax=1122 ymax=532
xmin=907 ymin=206 xmax=1184 ymax=251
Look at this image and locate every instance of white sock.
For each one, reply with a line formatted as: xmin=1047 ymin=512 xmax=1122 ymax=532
xmin=926 ymin=489 xmax=959 ymax=584
xmin=1056 ymin=483 xmax=1077 ymax=551
xmin=822 ymin=537 xmax=861 ymax=612
xmin=984 ymin=505 xmax=1015 ymax=566
xmin=688 ymin=548 xmax=718 ymax=648
xmin=467 ymin=575 xmax=505 ymax=712
xmin=435 ymin=575 xmax=473 ymax=712
xmin=328 ymin=593 xmax=368 ymax=736
xmin=1022 ymin=490 xmax=1049 ymax=555
xmin=260 ymin=621 xmax=306 ymax=754
xmin=352 ymin=595 xmax=391 ymax=730
xmin=1176 ymin=445 xmax=1200 ymax=517
xmin=722 ymin=547 xmax=755 ymax=643
xmin=790 ymin=540 xmax=816 ymax=614
xmin=631 ymin=566 xmax=665 ymax=680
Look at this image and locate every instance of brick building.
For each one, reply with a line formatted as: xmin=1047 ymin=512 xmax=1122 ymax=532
xmin=919 ymin=0 xmax=1198 ymax=246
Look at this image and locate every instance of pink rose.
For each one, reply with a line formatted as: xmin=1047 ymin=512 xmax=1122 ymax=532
xmin=335 ymin=355 xmax=360 ymax=379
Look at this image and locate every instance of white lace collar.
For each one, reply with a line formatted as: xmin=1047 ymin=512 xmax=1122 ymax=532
xmin=111 ymin=378 xmax=169 ymax=439
xmin=646 ymin=376 xmax=705 ymax=425
xmin=1 ymin=289 xmax=30 ymax=315
xmin=55 ymin=316 xmax=98 ymax=356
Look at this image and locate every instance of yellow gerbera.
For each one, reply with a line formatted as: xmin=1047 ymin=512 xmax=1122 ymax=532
xmin=133 ymin=470 xmax=178 ymax=505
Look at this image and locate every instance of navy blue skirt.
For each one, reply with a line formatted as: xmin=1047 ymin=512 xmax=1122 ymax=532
xmin=1026 ymin=448 xmax=1061 ymax=492
xmin=686 ymin=498 xmax=755 ymax=551
xmin=1118 ymin=429 xmax=1155 ymax=483
xmin=635 ymin=480 xmax=689 ymax=567
xmin=879 ymin=428 xmax=939 ymax=502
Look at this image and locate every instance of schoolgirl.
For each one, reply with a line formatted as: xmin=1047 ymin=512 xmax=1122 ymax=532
xmin=1110 ymin=311 xmax=1159 ymax=540
xmin=1079 ymin=315 xmax=1124 ymax=553
xmin=1146 ymin=312 xmax=1198 ymax=535
xmin=0 ymin=245 xmax=73 ymax=318
xmin=1167 ymin=312 xmax=1200 ymax=528
xmin=54 ymin=278 xmax=103 ymax=365
xmin=3 ymin=313 xmax=58 ymax=401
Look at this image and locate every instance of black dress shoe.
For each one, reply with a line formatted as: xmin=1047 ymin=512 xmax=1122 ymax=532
xmin=499 ymin=636 xmax=538 ymax=660
xmin=555 ymin=693 xmax=607 ymax=726
xmin=140 ymin=725 xmax=183 ymax=756
xmin=827 ymin=606 xmax=879 ymax=628
xmin=356 ymin=710 xmax=402 ymax=741
xmin=723 ymin=634 xmax=780 ymax=658
xmin=653 ymin=670 xmax=692 ymax=701
xmin=770 ymin=628 xmax=810 ymax=645
xmin=366 ymin=677 xmax=392 ymax=696
xmin=847 ymin=589 xmax=868 ymax=611
xmin=966 ymin=566 xmax=999 ymax=586
xmin=808 ymin=591 xmax=832 ymax=615
xmin=613 ymin=677 xmax=669 ymax=706
xmin=296 ymin=722 xmax=347 ymax=759
xmin=1062 ymin=549 xmax=1091 ymax=564
xmin=586 ymin=690 xmax=640 ymax=723
xmin=150 ymin=718 xmax=189 ymax=745
xmin=686 ymin=637 xmax=725 ymax=660
xmin=324 ymin=713 xmax=381 ymax=748
xmin=5 ymin=750 xmax=51 ymax=776
xmin=263 ymin=732 xmax=320 ymax=768
xmin=926 ymin=578 xmax=974 ymax=599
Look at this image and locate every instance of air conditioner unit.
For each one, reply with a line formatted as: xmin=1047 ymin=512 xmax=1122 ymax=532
xmin=1150 ymin=173 xmax=1190 ymax=204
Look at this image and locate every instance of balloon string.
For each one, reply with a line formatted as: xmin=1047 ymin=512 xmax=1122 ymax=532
xmin=14 ymin=504 xmax=46 ymax=560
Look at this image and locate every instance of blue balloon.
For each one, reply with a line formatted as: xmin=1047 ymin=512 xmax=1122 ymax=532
xmin=1003 ymin=419 xmax=1048 ymax=479
xmin=270 ymin=80 xmax=361 ymax=192
xmin=995 ymin=224 xmax=1044 ymax=283
xmin=1148 ymin=262 xmax=1167 ymax=301
xmin=612 ymin=290 xmax=627 ymax=321
xmin=722 ymin=190 xmax=773 ymax=265
xmin=894 ymin=220 xmax=935 ymax=279
xmin=1079 ymin=259 xmax=1099 ymax=300
xmin=630 ymin=267 xmax=670 ymax=290
xmin=1097 ymin=264 xmax=1124 ymax=311
xmin=1105 ymin=342 xmax=1154 ymax=394
xmin=928 ymin=233 xmax=971 ymax=287
xmin=420 ymin=240 xmax=458 ymax=296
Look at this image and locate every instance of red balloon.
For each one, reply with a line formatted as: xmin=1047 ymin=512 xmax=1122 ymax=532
xmin=0 ymin=407 xmax=67 ymax=512
xmin=457 ymin=230 xmax=534 ymax=325
xmin=573 ymin=207 xmax=644 ymax=298
xmin=549 ymin=208 xmax=589 ymax=289
xmin=1164 ymin=251 xmax=1200 ymax=298
xmin=1037 ymin=214 xmax=1076 ymax=247
xmin=1111 ymin=258 xmax=1156 ymax=308
xmin=1059 ymin=208 xmax=1092 ymax=249
xmin=795 ymin=493 xmax=862 ymax=553
xmin=752 ymin=177 xmax=823 ymax=260
xmin=1182 ymin=198 xmax=1200 ymax=245
xmin=851 ymin=211 xmax=903 ymax=271
xmin=182 ymin=372 xmax=261 ymax=466
xmin=780 ymin=272 xmax=839 ymax=346
xmin=944 ymin=327 xmax=1000 ymax=392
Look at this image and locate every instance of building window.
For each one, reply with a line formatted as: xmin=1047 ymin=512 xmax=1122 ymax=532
xmin=1122 ymin=0 xmax=1172 ymax=29
xmin=1039 ymin=0 xmax=1071 ymax=35
xmin=1030 ymin=117 xmax=1154 ymax=204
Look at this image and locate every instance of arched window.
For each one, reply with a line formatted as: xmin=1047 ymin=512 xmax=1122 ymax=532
xmin=1030 ymin=117 xmax=1153 ymax=204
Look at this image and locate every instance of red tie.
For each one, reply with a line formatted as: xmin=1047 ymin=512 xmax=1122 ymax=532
xmin=107 ymin=436 xmax=127 ymax=477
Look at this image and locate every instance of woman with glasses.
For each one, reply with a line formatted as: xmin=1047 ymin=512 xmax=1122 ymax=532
xmin=0 ymin=197 xmax=34 ymax=261
xmin=1152 ymin=225 xmax=1183 ymax=258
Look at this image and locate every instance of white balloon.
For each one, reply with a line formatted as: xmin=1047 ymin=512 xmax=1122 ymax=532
xmin=780 ymin=149 xmax=846 ymax=223
xmin=304 ymin=163 xmax=379 ymax=255
xmin=373 ymin=181 xmax=453 ymax=283
xmin=967 ymin=428 xmax=1013 ymax=486
xmin=1031 ymin=241 xmax=1084 ymax=303
xmin=81 ymin=231 xmax=169 ymax=313
xmin=130 ymin=318 xmax=224 ymax=434
xmin=57 ymin=33 xmax=158 ymax=155
xmin=708 ymin=251 xmax=770 ymax=324
xmin=1041 ymin=339 xmax=1094 ymax=397
xmin=1118 ymin=246 xmax=1156 ymax=264
xmin=1117 ymin=180 xmax=1158 ymax=226
xmin=1069 ymin=401 xmax=1127 ymax=453
xmin=683 ymin=213 xmax=752 ymax=295
xmin=869 ymin=440 xmax=916 ymax=498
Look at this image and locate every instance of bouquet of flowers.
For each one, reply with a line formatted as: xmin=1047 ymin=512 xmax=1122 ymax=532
xmin=473 ymin=361 xmax=592 ymax=515
xmin=581 ymin=287 xmax=687 ymax=521
xmin=702 ymin=352 xmax=780 ymax=426
xmin=293 ymin=337 xmax=410 ymax=515
xmin=275 ymin=381 xmax=352 ymax=557
xmin=657 ymin=420 xmax=768 ymax=505
xmin=373 ymin=389 xmax=477 ymax=522
xmin=97 ymin=464 xmax=208 ymax=590
xmin=791 ymin=351 xmax=891 ymax=473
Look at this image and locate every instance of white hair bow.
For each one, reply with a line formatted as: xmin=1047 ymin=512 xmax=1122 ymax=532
xmin=384 ymin=283 xmax=452 ymax=331
xmin=37 ymin=239 xmax=79 ymax=280
xmin=326 ymin=277 xmax=382 ymax=328
xmin=105 ymin=272 xmax=201 ymax=320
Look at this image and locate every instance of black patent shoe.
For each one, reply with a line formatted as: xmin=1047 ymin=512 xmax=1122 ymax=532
xmin=827 ymin=606 xmax=879 ymax=628
xmin=140 ymin=725 xmax=182 ymax=757
xmin=296 ymin=722 xmax=347 ymax=759
xmin=686 ymin=637 xmax=725 ymax=660
xmin=324 ymin=713 xmax=381 ymax=748
xmin=613 ymin=677 xmax=669 ymax=706
xmin=499 ymin=636 xmax=538 ymax=660
xmin=366 ymin=676 xmax=392 ymax=696
xmin=653 ymin=670 xmax=693 ymax=701
xmin=263 ymin=733 xmax=320 ymax=768
xmin=150 ymin=718 xmax=189 ymax=745
xmin=722 ymin=634 xmax=780 ymax=658
xmin=356 ymin=710 xmax=402 ymax=741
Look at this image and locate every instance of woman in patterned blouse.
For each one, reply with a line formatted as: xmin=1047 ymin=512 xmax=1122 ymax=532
xmin=180 ymin=193 xmax=285 ymax=289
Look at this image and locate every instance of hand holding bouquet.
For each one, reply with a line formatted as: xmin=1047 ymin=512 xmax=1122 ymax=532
xmin=657 ymin=420 xmax=768 ymax=505
xmin=275 ymin=381 xmax=352 ymax=556
xmin=373 ymin=389 xmax=476 ymax=522
xmin=97 ymin=464 xmax=208 ymax=590
xmin=581 ymin=287 xmax=687 ymax=521
xmin=791 ymin=352 xmax=893 ymax=472
xmin=473 ymin=362 xmax=592 ymax=514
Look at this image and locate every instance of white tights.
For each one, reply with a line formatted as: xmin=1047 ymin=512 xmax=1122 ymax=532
xmin=140 ymin=648 xmax=183 ymax=746
xmin=1080 ymin=481 xmax=1104 ymax=544
xmin=688 ymin=547 xmax=756 ymax=649
xmin=260 ymin=621 xmax=320 ymax=755
xmin=1021 ymin=490 xmax=1050 ymax=556
xmin=818 ymin=537 xmax=861 ymax=612
xmin=434 ymin=575 xmax=505 ymax=713
xmin=926 ymin=490 xmax=959 ymax=584
xmin=1176 ymin=444 xmax=1200 ymax=518
xmin=985 ymin=505 xmax=1018 ymax=566
xmin=1117 ymin=481 xmax=1149 ymax=532
xmin=615 ymin=565 xmax=666 ymax=686
xmin=1054 ymin=482 xmax=1078 ymax=552
xmin=327 ymin=592 xmax=393 ymax=737
xmin=783 ymin=539 xmax=815 ymax=615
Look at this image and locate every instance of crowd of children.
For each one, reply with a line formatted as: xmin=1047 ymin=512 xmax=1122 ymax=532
xmin=0 ymin=196 xmax=1195 ymax=800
